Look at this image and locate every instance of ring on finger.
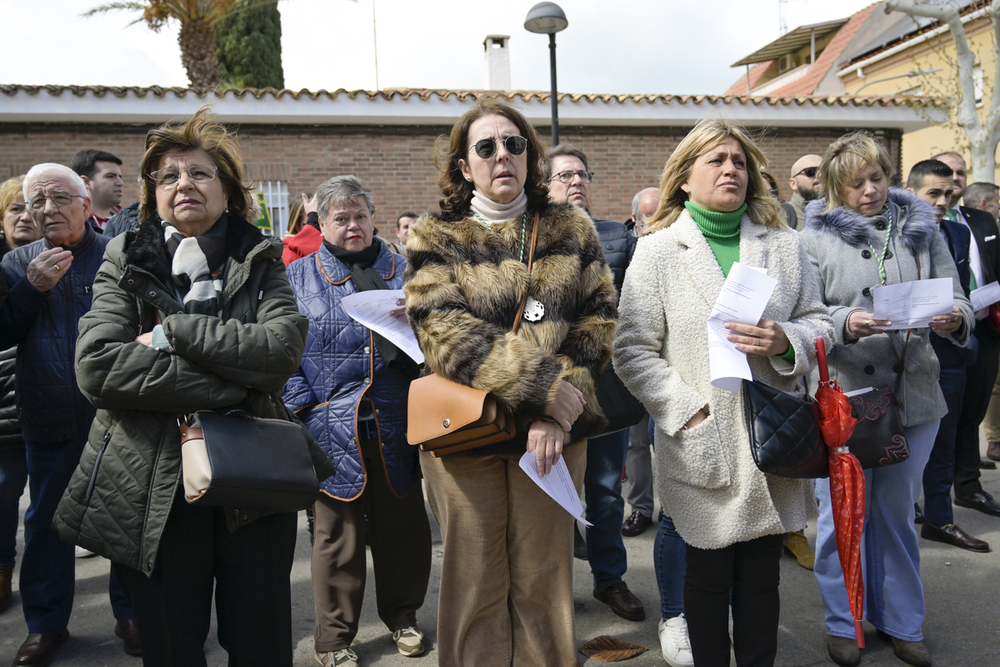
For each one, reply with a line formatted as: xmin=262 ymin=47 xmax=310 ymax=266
xmin=53 ymin=265 xmax=60 ymax=271
xmin=756 ymin=336 xmax=761 ymax=347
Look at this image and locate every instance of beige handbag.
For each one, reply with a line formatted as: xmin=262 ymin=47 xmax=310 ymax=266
xmin=406 ymin=213 xmax=539 ymax=457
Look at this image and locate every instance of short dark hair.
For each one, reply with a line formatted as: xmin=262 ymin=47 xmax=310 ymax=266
xmin=545 ymin=143 xmax=589 ymax=179
xmin=906 ymin=159 xmax=953 ymax=189
xmin=396 ymin=212 xmax=418 ymax=229
xmin=70 ymin=149 xmax=122 ymax=179
xmin=965 ymin=181 xmax=1000 ymax=206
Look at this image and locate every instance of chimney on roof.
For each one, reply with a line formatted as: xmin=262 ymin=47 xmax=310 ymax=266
xmin=484 ymin=35 xmax=512 ymax=90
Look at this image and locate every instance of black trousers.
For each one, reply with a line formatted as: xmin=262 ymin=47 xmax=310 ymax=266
xmin=954 ymin=322 xmax=1000 ymax=497
xmin=114 ymin=498 xmax=298 ymax=667
xmin=685 ymin=533 xmax=784 ymax=667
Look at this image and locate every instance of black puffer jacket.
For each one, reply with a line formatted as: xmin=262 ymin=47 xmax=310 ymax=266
xmin=593 ymin=218 xmax=636 ymax=297
xmin=0 ymin=267 xmax=20 ymax=450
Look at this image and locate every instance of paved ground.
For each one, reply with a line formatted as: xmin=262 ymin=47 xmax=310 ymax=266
xmin=2 ymin=442 xmax=999 ymax=667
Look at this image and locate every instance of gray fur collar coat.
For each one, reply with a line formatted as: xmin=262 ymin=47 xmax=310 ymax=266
xmin=799 ymin=188 xmax=973 ymax=427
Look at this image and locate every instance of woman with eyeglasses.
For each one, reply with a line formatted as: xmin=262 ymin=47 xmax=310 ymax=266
xmin=404 ymin=97 xmax=617 ymax=666
xmin=54 ymin=107 xmax=333 ymax=667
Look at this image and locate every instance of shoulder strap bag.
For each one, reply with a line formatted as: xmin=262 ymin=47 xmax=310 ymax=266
xmin=407 ymin=213 xmax=539 ymax=457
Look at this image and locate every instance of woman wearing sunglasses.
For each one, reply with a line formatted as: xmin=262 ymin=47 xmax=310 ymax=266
xmin=403 ymin=98 xmax=617 ymax=666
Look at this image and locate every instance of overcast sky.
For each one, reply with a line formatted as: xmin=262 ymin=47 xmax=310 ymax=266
xmin=1 ymin=0 xmax=883 ymax=95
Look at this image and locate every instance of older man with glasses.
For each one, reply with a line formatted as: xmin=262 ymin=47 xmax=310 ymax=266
xmin=0 ymin=164 xmax=139 ymax=665
xmin=786 ymin=154 xmax=822 ymax=230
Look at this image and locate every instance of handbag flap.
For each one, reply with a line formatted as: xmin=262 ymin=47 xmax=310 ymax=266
xmin=406 ymin=374 xmax=498 ymax=445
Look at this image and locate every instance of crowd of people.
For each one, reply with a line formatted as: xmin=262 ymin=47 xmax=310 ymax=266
xmin=0 ymin=100 xmax=997 ymax=667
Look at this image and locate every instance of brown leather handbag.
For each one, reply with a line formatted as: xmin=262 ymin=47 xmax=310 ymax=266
xmin=406 ymin=213 xmax=539 ymax=457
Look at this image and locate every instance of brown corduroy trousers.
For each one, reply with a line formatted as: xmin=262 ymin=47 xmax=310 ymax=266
xmin=420 ymin=440 xmax=587 ymax=667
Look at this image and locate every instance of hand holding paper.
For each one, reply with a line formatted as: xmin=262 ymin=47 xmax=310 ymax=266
xmin=708 ymin=262 xmax=777 ymax=392
xmin=872 ymin=278 xmax=953 ymax=330
xmin=517 ymin=450 xmax=592 ymax=526
xmin=340 ymin=289 xmax=425 ymax=363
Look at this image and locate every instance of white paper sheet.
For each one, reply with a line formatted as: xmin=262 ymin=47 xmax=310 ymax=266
xmin=971 ymin=281 xmax=1000 ymax=311
xmin=340 ymin=289 xmax=425 ymax=364
xmin=871 ymin=278 xmax=953 ymax=330
xmin=708 ymin=263 xmax=778 ymax=392
xmin=517 ymin=451 xmax=592 ymax=526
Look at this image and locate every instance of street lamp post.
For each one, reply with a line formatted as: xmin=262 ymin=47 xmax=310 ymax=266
xmin=524 ymin=2 xmax=568 ymax=146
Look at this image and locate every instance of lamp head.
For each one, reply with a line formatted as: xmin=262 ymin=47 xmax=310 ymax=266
xmin=524 ymin=2 xmax=568 ymax=34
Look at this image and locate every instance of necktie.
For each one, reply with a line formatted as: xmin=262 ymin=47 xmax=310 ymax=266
xmin=945 ymin=208 xmax=959 ymax=222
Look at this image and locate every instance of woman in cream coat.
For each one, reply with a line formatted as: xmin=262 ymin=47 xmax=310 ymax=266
xmin=614 ymin=119 xmax=833 ymax=667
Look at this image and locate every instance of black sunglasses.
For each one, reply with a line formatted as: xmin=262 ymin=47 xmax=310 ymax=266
xmin=471 ymin=135 xmax=527 ymax=159
xmin=794 ymin=166 xmax=819 ymax=179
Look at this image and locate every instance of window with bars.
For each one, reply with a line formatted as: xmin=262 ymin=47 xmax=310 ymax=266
xmin=257 ymin=181 xmax=290 ymax=237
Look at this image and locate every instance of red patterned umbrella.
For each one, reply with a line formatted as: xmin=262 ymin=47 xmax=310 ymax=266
xmin=814 ymin=337 xmax=865 ymax=648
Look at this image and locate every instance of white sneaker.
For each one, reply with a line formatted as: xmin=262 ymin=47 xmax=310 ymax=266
xmin=314 ymin=648 xmax=358 ymax=666
xmin=392 ymin=624 xmax=425 ymax=656
xmin=658 ymin=614 xmax=694 ymax=667
xmin=75 ymin=546 xmax=96 ymax=559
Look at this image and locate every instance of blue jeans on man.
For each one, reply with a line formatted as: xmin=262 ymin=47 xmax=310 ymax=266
xmin=0 ymin=445 xmax=27 ymax=570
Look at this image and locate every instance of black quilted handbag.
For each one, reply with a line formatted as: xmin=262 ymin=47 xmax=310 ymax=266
xmin=741 ymin=380 xmax=829 ymax=479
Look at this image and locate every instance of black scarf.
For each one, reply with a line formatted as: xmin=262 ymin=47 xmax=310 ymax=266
xmin=325 ymin=238 xmax=419 ymax=378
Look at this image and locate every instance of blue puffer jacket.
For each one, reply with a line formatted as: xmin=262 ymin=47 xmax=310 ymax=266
xmin=283 ymin=239 xmax=418 ymax=500
xmin=593 ymin=218 xmax=635 ymax=297
xmin=0 ymin=226 xmax=109 ymax=443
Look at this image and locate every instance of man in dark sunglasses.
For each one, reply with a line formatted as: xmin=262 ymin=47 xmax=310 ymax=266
xmin=787 ymin=154 xmax=822 ymax=230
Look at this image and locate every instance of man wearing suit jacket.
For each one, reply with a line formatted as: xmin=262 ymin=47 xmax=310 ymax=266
xmin=908 ymin=160 xmax=989 ymax=552
xmin=934 ymin=152 xmax=1000 ymax=518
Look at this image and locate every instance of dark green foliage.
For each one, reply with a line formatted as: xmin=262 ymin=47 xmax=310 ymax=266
xmin=215 ymin=0 xmax=284 ymax=89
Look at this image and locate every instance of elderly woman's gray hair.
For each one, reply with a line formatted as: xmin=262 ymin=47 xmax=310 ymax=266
xmin=316 ymin=175 xmax=375 ymax=218
xmin=23 ymin=164 xmax=88 ymax=199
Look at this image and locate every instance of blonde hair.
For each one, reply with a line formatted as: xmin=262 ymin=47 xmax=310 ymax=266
xmin=645 ymin=119 xmax=782 ymax=234
xmin=820 ymin=132 xmax=895 ymax=213
xmin=0 ymin=176 xmax=25 ymax=213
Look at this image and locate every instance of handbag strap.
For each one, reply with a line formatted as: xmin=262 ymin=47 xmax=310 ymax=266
xmin=511 ymin=212 xmax=540 ymax=335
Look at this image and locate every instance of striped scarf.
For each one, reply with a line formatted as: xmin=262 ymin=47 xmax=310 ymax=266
xmin=161 ymin=217 xmax=229 ymax=316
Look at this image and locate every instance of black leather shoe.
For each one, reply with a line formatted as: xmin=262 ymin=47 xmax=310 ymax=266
xmin=13 ymin=630 xmax=70 ymax=665
xmin=921 ymin=522 xmax=990 ymax=552
xmin=621 ymin=510 xmax=652 ymax=537
xmin=954 ymin=490 xmax=1000 ymax=517
xmin=115 ymin=619 xmax=142 ymax=657
xmin=593 ymin=581 xmax=645 ymax=621
xmin=914 ymin=502 xmax=924 ymax=524
xmin=980 ymin=459 xmax=997 ymax=470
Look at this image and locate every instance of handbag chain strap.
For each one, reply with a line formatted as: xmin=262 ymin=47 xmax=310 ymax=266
xmin=511 ymin=211 xmax=540 ymax=335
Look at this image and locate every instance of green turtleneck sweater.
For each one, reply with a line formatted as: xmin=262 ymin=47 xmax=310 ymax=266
xmin=685 ymin=200 xmax=794 ymax=361
xmin=684 ymin=201 xmax=745 ymax=277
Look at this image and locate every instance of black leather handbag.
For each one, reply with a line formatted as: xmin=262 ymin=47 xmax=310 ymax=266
xmin=843 ymin=332 xmax=911 ymax=469
xmin=594 ymin=363 xmax=646 ymax=436
xmin=177 ymin=410 xmax=320 ymax=512
xmin=742 ymin=379 xmax=829 ymax=479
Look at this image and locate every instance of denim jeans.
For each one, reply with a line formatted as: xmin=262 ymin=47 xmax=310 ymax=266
xmin=814 ymin=419 xmax=939 ymax=642
xmin=0 ymin=445 xmax=28 ymax=569
xmin=584 ymin=428 xmax=630 ymax=589
xmin=654 ymin=514 xmax=686 ymax=620
xmin=22 ymin=439 xmax=133 ymax=632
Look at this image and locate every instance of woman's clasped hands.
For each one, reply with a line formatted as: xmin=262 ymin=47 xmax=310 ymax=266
xmin=528 ymin=380 xmax=585 ymax=477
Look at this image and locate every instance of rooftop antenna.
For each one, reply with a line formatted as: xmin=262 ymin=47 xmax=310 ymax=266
xmin=779 ymin=0 xmax=789 ymax=35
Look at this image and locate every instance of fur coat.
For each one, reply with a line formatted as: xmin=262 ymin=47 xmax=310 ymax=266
xmin=403 ymin=203 xmax=617 ymax=450
xmin=799 ymin=188 xmax=973 ymax=427
xmin=613 ymin=210 xmax=834 ymax=550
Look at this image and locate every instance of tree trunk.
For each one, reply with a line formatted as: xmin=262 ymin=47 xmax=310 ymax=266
xmin=178 ymin=18 xmax=221 ymax=89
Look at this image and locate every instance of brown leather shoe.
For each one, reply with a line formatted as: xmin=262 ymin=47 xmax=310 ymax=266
xmin=13 ymin=630 xmax=70 ymax=666
xmin=826 ymin=634 xmax=860 ymax=666
xmin=878 ymin=630 xmax=932 ymax=667
xmin=0 ymin=566 xmax=12 ymax=613
xmin=621 ymin=510 xmax=652 ymax=537
xmin=115 ymin=618 xmax=142 ymax=657
xmin=988 ymin=441 xmax=1000 ymax=462
xmin=593 ymin=581 xmax=645 ymax=621
xmin=921 ymin=522 xmax=990 ymax=553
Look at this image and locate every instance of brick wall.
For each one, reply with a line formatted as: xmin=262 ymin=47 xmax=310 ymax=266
xmin=0 ymin=122 xmax=902 ymax=238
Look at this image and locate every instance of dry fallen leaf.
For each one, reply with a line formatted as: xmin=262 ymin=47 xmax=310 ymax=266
xmin=579 ymin=635 xmax=648 ymax=662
